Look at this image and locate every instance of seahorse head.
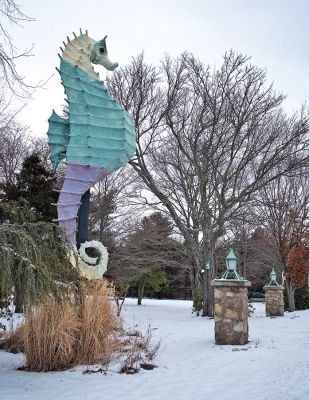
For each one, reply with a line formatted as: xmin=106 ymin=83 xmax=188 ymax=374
xmin=90 ymin=36 xmax=118 ymax=71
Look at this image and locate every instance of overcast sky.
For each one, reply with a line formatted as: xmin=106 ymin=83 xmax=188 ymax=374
xmin=8 ymin=0 xmax=309 ymax=137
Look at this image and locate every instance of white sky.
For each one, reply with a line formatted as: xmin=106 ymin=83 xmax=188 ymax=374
xmin=8 ymin=0 xmax=309 ymax=137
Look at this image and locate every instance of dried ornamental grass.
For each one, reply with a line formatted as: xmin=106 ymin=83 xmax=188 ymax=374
xmin=2 ymin=280 xmax=161 ymax=373
xmin=77 ymin=281 xmax=118 ymax=365
xmin=20 ymin=280 xmax=121 ymax=371
xmin=23 ymin=300 xmax=80 ymax=371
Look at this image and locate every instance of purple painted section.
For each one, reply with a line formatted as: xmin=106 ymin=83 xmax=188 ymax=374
xmin=56 ymin=162 xmax=108 ymax=244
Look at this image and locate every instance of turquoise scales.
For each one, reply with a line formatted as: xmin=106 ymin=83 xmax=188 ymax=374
xmin=47 ymin=31 xmax=135 ymax=245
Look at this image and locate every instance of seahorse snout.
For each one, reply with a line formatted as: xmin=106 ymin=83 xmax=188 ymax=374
xmin=102 ymin=59 xmax=118 ymax=71
xmin=90 ymin=36 xmax=119 ymax=71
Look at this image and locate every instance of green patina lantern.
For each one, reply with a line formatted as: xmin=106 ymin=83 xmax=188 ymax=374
xmin=226 ymin=249 xmax=237 ymax=271
xmin=221 ymin=248 xmax=242 ymax=280
xmin=269 ymin=268 xmax=280 ymax=286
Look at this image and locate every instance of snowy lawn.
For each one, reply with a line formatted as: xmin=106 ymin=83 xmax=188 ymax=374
xmin=1 ymin=299 xmax=309 ymax=400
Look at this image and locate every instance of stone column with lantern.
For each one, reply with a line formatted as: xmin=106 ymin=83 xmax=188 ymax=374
xmin=263 ymin=268 xmax=285 ymax=317
xmin=211 ymin=249 xmax=251 ymax=345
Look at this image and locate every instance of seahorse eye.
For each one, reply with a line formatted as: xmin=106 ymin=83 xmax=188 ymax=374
xmin=99 ymin=47 xmax=105 ymax=54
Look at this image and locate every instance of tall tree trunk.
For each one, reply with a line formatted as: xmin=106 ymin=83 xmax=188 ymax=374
xmin=202 ymin=268 xmax=215 ymax=317
xmin=239 ymin=250 xmax=246 ymax=278
xmin=14 ymin=290 xmax=23 ymax=313
xmin=137 ymin=279 xmax=145 ymax=305
xmin=99 ymin=215 xmax=104 ymax=243
xmin=286 ymin=279 xmax=296 ymax=311
xmin=191 ymin=265 xmax=203 ymax=313
xmin=202 ymin=246 xmax=216 ymax=317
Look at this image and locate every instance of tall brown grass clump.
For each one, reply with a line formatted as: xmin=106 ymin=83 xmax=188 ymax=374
xmin=2 ymin=280 xmax=161 ymax=374
xmin=78 ymin=280 xmax=119 ymax=365
xmin=23 ymin=300 xmax=80 ymax=371
xmin=21 ymin=279 xmax=120 ymax=372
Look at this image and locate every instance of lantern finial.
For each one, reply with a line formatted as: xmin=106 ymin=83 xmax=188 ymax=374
xmin=220 ymin=248 xmax=242 ymax=280
xmin=269 ymin=268 xmax=280 ymax=286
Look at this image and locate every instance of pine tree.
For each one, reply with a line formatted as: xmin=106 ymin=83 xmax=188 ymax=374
xmin=111 ymin=212 xmax=178 ymax=305
xmin=5 ymin=152 xmax=58 ymax=222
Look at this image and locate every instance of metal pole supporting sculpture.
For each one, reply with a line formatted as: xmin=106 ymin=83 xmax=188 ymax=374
xmin=47 ymin=29 xmax=135 ymax=279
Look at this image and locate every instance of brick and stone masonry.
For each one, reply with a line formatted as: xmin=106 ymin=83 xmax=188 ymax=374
xmin=263 ymin=285 xmax=284 ymax=317
xmin=211 ymin=279 xmax=251 ymax=345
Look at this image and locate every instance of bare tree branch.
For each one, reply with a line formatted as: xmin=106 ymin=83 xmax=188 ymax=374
xmin=107 ymin=50 xmax=309 ymax=316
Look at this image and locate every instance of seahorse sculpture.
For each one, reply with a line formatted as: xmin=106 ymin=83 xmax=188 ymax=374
xmin=47 ymin=29 xmax=135 ymax=279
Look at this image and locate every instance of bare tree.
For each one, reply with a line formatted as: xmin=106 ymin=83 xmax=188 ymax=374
xmin=254 ymin=173 xmax=309 ymax=310
xmin=30 ymin=137 xmax=51 ymax=165
xmin=0 ymin=117 xmax=30 ymax=188
xmin=0 ymin=1 xmax=36 ymax=191
xmin=107 ymin=51 xmax=309 ymax=316
xmin=89 ymin=166 xmax=143 ymax=247
xmin=228 ymin=217 xmax=278 ymax=291
xmin=0 ymin=0 xmax=34 ymax=97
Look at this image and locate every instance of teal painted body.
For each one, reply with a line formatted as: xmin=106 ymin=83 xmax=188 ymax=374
xmin=48 ymin=59 xmax=135 ymax=172
xmin=47 ymin=111 xmax=69 ymax=169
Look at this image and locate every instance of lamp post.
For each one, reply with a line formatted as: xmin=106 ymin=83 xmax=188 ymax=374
xmin=212 ymin=248 xmax=251 ymax=344
xmin=264 ymin=267 xmax=284 ymax=316
xmin=221 ymin=248 xmax=242 ymax=280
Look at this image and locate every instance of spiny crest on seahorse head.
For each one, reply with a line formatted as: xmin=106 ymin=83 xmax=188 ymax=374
xmin=59 ymin=28 xmax=118 ymax=80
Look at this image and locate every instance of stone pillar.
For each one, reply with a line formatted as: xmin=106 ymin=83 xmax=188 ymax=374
xmin=211 ymin=279 xmax=251 ymax=345
xmin=263 ymin=285 xmax=284 ymax=317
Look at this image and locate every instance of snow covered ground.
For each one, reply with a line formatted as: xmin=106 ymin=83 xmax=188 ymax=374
xmin=1 ymin=299 xmax=309 ymax=400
